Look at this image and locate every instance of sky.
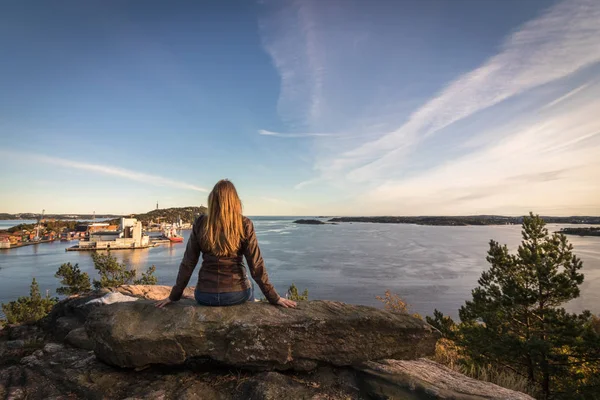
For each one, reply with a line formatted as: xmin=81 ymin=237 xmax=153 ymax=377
xmin=1 ymin=0 xmax=599 ymax=216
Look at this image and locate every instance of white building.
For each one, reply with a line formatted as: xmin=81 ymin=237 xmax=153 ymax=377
xmin=78 ymin=218 xmax=149 ymax=249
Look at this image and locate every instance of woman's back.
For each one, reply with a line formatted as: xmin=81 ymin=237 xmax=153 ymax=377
xmin=169 ymin=212 xmax=279 ymax=304
xmin=157 ymin=179 xmax=296 ymax=309
xmin=194 ymin=215 xmax=255 ymax=293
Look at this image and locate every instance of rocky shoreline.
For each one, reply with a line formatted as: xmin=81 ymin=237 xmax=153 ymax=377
xmin=0 ymin=285 xmax=533 ymax=399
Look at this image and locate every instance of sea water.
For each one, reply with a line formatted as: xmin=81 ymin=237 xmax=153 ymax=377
xmin=0 ymin=217 xmax=598 ymax=319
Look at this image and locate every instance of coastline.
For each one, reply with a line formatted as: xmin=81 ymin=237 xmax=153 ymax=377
xmin=328 ymin=216 xmax=600 ymax=226
xmin=0 ymin=239 xmax=57 ymax=250
xmin=65 ymin=244 xmax=157 ymax=251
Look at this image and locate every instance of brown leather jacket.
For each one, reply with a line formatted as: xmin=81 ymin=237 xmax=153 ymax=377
xmin=168 ymin=216 xmax=280 ymax=304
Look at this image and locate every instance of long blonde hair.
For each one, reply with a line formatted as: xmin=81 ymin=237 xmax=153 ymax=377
xmin=201 ymin=179 xmax=244 ymax=256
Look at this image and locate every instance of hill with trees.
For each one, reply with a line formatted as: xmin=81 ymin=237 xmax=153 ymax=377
xmin=113 ymin=206 xmax=207 ymax=225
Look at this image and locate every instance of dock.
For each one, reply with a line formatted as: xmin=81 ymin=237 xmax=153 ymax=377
xmin=150 ymin=238 xmax=171 ymax=245
xmin=65 ymin=244 xmax=157 ymax=252
xmin=1 ymin=239 xmax=57 ymax=250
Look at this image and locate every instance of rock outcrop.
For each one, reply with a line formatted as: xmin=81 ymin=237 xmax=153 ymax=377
xmin=0 ymin=340 xmax=534 ymax=400
xmin=0 ymin=285 xmax=534 ymax=399
xmin=0 ymin=342 xmax=360 ymax=399
xmin=358 ymin=359 xmax=533 ymax=400
xmin=86 ymin=298 xmax=439 ymax=370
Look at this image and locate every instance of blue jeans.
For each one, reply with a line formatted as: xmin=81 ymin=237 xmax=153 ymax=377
xmin=195 ymin=285 xmax=254 ymax=306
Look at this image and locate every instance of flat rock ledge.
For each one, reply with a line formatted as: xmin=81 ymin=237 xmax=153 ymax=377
xmin=86 ymin=297 xmax=439 ymax=370
xmin=0 ymin=285 xmax=533 ymax=399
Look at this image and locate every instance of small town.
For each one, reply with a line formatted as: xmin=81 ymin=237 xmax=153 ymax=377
xmin=0 ymin=206 xmax=202 ymax=250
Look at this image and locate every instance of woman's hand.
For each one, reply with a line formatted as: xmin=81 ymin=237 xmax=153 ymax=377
xmin=276 ymin=298 xmax=297 ymax=308
xmin=155 ymin=298 xmax=173 ymax=308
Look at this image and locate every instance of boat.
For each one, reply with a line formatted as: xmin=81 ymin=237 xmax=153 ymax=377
xmin=169 ymin=235 xmax=184 ymax=243
xmin=164 ymin=225 xmax=184 ymax=243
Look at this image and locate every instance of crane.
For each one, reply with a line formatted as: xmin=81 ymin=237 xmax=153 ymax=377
xmin=34 ymin=209 xmax=45 ymax=241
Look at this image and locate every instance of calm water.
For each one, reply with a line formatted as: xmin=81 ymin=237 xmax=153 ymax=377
xmin=0 ymin=220 xmax=37 ymax=230
xmin=1 ymin=217 xmax=599 ymax=319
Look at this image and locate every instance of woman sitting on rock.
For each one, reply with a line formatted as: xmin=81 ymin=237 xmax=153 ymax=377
xmin=156 ymin=179 xmax=296 ymax=309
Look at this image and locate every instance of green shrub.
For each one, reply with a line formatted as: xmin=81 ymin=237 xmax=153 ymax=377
xmin=91 ymin=252 xmax=136 ymax=289
xmin=376 ymin=290 xmax=422 ymax=319
xmin=287 ymin=283 xmax=308 ymax=301
xmin=133 ymin=265 xmax=158 ymax=285
xmin=1 ymin=278 xmax=58 ymax=324
xmin=55 ymin=262 xmax=92 ymax=295
xmin=88 ymin=252 xmax=158 ymax=290
xmin=591 ymin=314 xmax=600 ymax=335
xmin=426 ymin=316 xmax=537 ymax=397
xmin=52 ymin=253 xmax=158 ymax=294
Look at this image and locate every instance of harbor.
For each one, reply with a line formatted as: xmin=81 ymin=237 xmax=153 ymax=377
xmin=67 ymin=217 xmax=151 ymax=251
xmin=66 ymin=217 xmax=186 ymax=251
xmin=0 ymin=207 xmax=200 ymax=251
xmin=65 ymin=244 xmax=158 ymax=251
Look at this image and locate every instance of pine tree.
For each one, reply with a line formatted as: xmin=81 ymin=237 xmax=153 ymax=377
xmin=90 ymin=252 xmax=158 ymax=289
xmin=55 ymin=262 xmax=92 ymax=295
xmin=1 ymin=278 xmax=58 ymax=324
xmin=133 ymin=265 xmax=158 ymax=285
xmin=91 ymin=252 xmax=137 ymax=289
xmin=455 ymin=213 xmax=600 ymax=399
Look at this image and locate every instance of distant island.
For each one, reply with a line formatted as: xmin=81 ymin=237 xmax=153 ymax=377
xmin=558 ymin=227 xmax=600 ymax=237
xmin=328 ymin=216 xmax=600 ymax=226
xmin=294 ymin=219 xmax=328 ymax=225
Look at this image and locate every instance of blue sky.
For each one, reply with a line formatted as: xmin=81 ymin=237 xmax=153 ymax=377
xmin=1 ymin=0 xmax=599 ymax=216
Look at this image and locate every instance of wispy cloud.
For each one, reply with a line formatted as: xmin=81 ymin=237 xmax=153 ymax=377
xmin=540 ymin=82 xmax=591 ymax=110
xmin=2 ymin=150 xmax=208 ymax=192
xmin=336 ymin=0 xmax=600 ymax=182
xmin=259 ymin=0 xmax=325 ymax=128
xmin=293 ymin=178 xmax=321 ymax=190
xmin=364 ymin=98 xmax=600 ymax=215
xmin=260 ymin=0 xmax=600 ymax=215
xmin=258 ymin=129 xmax=339 ymax=138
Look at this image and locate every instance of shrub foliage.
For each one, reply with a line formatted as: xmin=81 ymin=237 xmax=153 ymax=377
xmin=52 ymin=252 xmax=158 ymax=296
xmin=134 ymin=265 xmax=158 ymax=285
xmin=376 ymin=289 xmax=422 ymax=319
xmin=55 ymin=262 xmax=92 ymax=295
xmin=91 ymin=252 xmax=137 ymax=289
xmin=1 ymin=278 xmax=58 ymax=324
xmin=287 ymin=283 xmax=309 ymax=301
xmin=91 ymin=252 xmax=158 ymax=289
